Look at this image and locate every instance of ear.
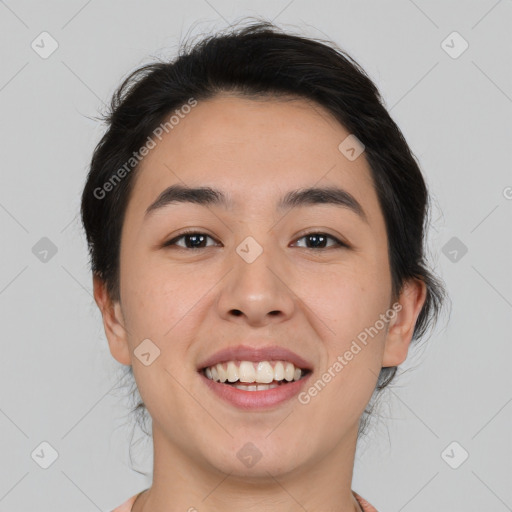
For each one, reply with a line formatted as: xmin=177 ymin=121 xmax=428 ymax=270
xmin=382 ymin=278 xmax=427 ymax=367
xmin=93 ymin=274 xmax=132 ymax=366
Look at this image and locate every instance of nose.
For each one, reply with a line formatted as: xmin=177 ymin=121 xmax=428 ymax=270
xmin=215 ymin=239 xmax=295 ymax=327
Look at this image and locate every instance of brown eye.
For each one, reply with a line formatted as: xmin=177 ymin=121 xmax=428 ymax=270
xmin=164 ymin=232 xmax=219 ymax=249
xmin=293 ymin=233 xmax=347 ymax=249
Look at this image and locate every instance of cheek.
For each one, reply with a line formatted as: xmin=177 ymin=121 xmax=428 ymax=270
xmin=297 ymin=270 xmax=389 ymax=422
xmin=302 ymin=264 xmax=389 ymax=332
xmin=120 ymin=254 xmax=215 ymax=341
xmin=296 ymin=257 xmax=392 ymax=384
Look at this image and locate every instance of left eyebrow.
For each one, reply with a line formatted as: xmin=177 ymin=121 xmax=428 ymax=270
xmin=144 ymin=184 xmax=368 ymax=224
xmin=277 ymin=186 xmax=368 ymax=224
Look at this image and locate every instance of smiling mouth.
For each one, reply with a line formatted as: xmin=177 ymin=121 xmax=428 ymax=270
xmin=200 ymin=360 xmax=311 ymax=391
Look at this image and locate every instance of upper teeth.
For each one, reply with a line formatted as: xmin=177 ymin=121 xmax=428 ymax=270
xmin=204 ymin=360 xmax=304 ymax=384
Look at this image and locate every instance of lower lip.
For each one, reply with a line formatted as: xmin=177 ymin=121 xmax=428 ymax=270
xmin=199 ymin=372 xmax=312 ymax=410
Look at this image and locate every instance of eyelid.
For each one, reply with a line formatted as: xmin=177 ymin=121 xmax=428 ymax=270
xmin=162 ymin=229 xmax=349 ymax=250
xmin=163 ymin=229 xmax=219 ymax=248
xmin=292 ymin=231 xmax=348 ymax=249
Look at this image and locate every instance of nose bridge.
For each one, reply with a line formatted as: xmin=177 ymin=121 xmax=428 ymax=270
xmin=216 ymin=231 xmax=295 ymax=323
xmin=233 ymin=232 xmax=281 ymax=293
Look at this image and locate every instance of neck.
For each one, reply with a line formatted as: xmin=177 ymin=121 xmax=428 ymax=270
xmin=134 ymin=423 xmax=363 ymax=512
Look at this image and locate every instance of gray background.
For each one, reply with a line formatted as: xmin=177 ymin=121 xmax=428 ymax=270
xmin=1 ymin=1 xmax=511 ymax=511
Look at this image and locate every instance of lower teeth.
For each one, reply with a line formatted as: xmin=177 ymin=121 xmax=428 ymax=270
xmin=232 ymin=383 xmax=280 ymax=391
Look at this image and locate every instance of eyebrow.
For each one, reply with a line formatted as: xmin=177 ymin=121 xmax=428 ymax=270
xmin=144 ymin=184 xmax=368 ymax=223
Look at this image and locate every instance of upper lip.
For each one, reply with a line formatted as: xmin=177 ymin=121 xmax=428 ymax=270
xmin=198 ymin=344 xmax=313 ymax=371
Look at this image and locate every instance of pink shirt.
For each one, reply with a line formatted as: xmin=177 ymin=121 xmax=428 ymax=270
xmin=111 ymin=490 xmax=378 ymax=511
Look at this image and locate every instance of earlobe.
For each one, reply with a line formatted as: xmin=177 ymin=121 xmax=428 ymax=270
xmin=92 ymin=275 xmax=132 ymax=366
xmin=382 ymin=279 xmax=427 ymax=368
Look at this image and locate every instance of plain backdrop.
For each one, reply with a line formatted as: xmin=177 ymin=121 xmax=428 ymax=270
xmin=0 ymin=1 xmax=511 ymax=511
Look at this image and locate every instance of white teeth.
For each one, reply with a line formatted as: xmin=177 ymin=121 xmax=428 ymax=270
xmin=274 ymin=361 xmax=285 ymax=380
xmin=216 ymin=363 xmax=227 ymax=382
xmin=203 ymin=360 xmax=307 ymax=384
xmin=234 ymin=383 xmax=279 ymax=391
xmin=226 ymin=361 xmax=239 ymax=382
xmin=256 ymin=361 xmax=274 ymax=383
xmin=239 ymin=361 xmax=256 ymax=383
xmin=284 ymin=362 xmax=295 ymax=382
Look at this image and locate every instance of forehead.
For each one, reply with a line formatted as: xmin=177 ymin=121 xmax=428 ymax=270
xmin=126 ymin=94 xmax=381 ymax=224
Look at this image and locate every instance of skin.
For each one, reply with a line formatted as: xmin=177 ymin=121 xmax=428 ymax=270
xmin=94 ymin=94 xmax=426 ymax=512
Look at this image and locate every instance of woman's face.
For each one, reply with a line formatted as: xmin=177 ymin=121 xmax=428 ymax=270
xmin=98 ymin=94 xmax=423 ymax=478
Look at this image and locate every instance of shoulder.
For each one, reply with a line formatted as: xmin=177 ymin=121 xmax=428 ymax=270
xmin=111 ymin=491 xmax=142 ymax=512
xmin=353 ymin=490 xmax=378 ymax=512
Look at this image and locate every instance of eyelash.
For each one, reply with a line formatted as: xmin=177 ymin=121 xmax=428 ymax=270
xmin=163 ymin=229 xmax=348 ymax=250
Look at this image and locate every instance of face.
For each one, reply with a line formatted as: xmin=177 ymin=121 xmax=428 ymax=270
xmin=96 ymin=93 xmax=425 ymax=479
